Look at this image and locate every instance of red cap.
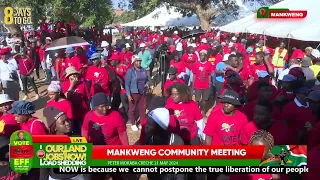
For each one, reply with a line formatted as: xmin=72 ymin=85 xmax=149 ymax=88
xmin=108 ymin=53 xmax=120 ymax=61
xmin=289 ymin=67 xmax=304 ymax=78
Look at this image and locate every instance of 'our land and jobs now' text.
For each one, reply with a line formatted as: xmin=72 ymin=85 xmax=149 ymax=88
xmin=57 ymin=166 xmax=308 ymax=174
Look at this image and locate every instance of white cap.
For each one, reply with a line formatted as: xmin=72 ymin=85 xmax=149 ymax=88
xmin=46 ymin=37 xmax=52 ymax=41
xmin=139 ymin=43 xmax=146 ymax=48
xmin=174 ymin=31 xmax=178 ymax=34
xmin=223 ymin=54 xmax=230 ymax=61
xmin=125 ymin=43 xmax=131 ymax=48
xmin=148 ymin=108 xmax=170 ymax=130
xmin=221 ymin=42 xmax=226 ymax=46
xmin=0 ymin=94 xmax=13 ymax=105
xmin=231 ymin=37 xmax=237 ymax=41
xmin=131 ymin=55 xmax=141 ymax=64
xmin=188 ymin=43 xmax=196 ymax=48
xmin=201 ymin=38 xmax=207 ymax=43
xmin=311 ymin=49 xmax=320 ymax=58
xmin=101 ymin=41 xmax=109 ymax=48
xmin=228 ymin=42 xmax=234 ymax=48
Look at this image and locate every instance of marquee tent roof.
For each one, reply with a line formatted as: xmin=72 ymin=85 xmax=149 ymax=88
xmin=220 ymin=0 xmax=320 ymax=41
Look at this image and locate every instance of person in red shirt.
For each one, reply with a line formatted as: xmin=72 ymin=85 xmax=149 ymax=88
xmin=76 ymin=47 xmax=89 ymax=78
xmin=248 ymin=51 xmax=275 ymax=86
xmin=237 ymin=53 xmax=250 ymax=85
xmin=181 ymin=46 xmax=199 ymax=86
xmin=197 ymin=38 xmax=210 ymax=52
xmin=61 ymin=66 xmax=90 ymax=134
xmin=304 ymin=144 xmax=320 ymax=180
xmin=163 ymin=67 xmax=184 ymax=97
xmin=0 ymin=94 xmax=20 ymax=137
xmin=8 ymin=101 xmax=47 ymax=135
xmin=17 ymin=48 xmax=40 ymax=100
xmin=165 ymin=83 xmax=204 ymax=145
xmin=281 ymin=86 xmax=316 ymax=144
xmin=230 ymin=130 xmax=281 ymax=180
xmin=82 ymin=92 xmax=129 ymax=145
xmin=204 ymin=89 xmax=247 ymax=146
xmin=240 ymin=99 xmax=289 ymax=145
xmin=169 ymin=51 xmax=186 ymax=82
xmin=192 ymin=50 xmax=213 ymax=116
xmin=54 ymin=49 xmax=67 ymax=80
xmin=64 ymin=47 xmax=82 ymax=73
xmin=86 ymin=53 xmax=111 ymax=108
xmin=46 ymin=81 xmax=73 ymax=120
xmin=306 ymin=90 xmax=320 ymax=149
xmin=119 ymin=44 xmax=133 ymax=68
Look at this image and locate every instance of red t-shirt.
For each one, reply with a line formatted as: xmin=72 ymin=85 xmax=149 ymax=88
xmin=239 ymin=121 xmax=289 ymax=145
xmin=0 ymin=114 xmax=20 ymax=137
xmin=239 ymin=100 xmax=281 ymax=121
xmin=248 ymin=81 xmax=278 ymax=101
xmin=46 ymin=99 xmax=73 ymax=120
xmin=197 ymin=44 xmax=210 ymax=52
xmin=119 ymin=51 xmax=133 ymax=66
xmin=86 ymin=65 xmax=110 ymax=96
xmin=181 ymin=53 xmax=198 ymax=70
xmin=303 ymin=145 xmax=320 ymax=180
xmin=16 ymin=58 xmax=34 ymax=75
xmin=249 ymin=63 xmax=273 ymax=82
xmin=39 ymin=47 xmax=46 ymax=62
xmin=82 ymin=110 xmax=126 ymax=145
xmin=220 ymin=84 xmax=246 ymax=98
xmin=165 ymin=98 xmax=202 ymax=141
xmin=281 ymin=100 xmax=316 ymax=144
xmin=115 ymin=64 xmax=129 ymax=95
xmin=215 ymin=53 xmax=223 ymax=67
xmin=204 ymin=109 xmax=248 ymax=145
xmin=61 ymin=80 xmax=90 ymax=120
xmin=55 ymin=58 xmax=67 ymax=80
xmin=170 ymin=60 xmax=186 ymax=75
xmin=192 ymin=61 xmax=213 ymax=89
xmin=20 ymin=117 xmax=48 ymax=135
xmin=308 ymin=121 xmax=320 ymax=149
xmin=163 ymin=79 xmax=184 ymax=96
xmin=65 ymin=56 xmax=82 ymax=71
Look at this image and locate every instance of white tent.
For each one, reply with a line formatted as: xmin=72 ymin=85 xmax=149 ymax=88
xmin=220 ymin=0 xmax=320 ymax=41
xmin=122 ymin=1 xmax=253 ymax=27
xmin=290 ymin=23 xmax=320 ymax=41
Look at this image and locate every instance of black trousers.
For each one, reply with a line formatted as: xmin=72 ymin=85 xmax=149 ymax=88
xmin=120 ymin=94 xmax=129 ymax=114
xmin=111 ymin=93 xmax=121 ymax=111
xmin=34 ymin=60 xmax=40 ymax=79
xmin=21 ymin=75 xmax=38 ymax=95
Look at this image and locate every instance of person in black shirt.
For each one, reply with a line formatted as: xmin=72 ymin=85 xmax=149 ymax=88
xmin=0 ymin=134 xmax=23 ymax=180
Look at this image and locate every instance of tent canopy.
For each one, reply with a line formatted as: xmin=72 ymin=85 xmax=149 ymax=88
xmin=220 ymin=0 xmax=320 ymax=41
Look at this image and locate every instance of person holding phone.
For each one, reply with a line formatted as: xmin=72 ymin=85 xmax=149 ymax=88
xmin=125 ymin=55 xmax=149 ymax=132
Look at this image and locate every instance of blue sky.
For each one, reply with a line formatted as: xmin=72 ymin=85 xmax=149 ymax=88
xmin=112 ymin=0 xmax=128 ymax=9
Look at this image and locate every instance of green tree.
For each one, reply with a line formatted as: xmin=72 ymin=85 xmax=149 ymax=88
xmin=128 ymin=0 xmax=282 ymax=30
xmin=0 ymin=0 xmax=114 ymax=35
xmin=113 ymin=11 xmax=137 ymax=24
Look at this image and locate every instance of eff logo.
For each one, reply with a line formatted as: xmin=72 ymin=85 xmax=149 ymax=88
xmin=3 ymin=7 xmax=32 ymax=25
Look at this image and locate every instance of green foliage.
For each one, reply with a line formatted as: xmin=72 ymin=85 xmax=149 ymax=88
xmin=113 ymin=11 xmax=137 ymax=24
xmin=0 ymin=0 xmax=114 ymax=28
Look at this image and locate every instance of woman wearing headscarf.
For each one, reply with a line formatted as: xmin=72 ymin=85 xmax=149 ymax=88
xmin=0 ymin=48 xmax=20 ymax=101
xmin=125 ymin=55 xmax=149 ymax=132
xmin=81 ymin=93 xmax=127 ymax=180
xmin=46 ymin=81 xmax=73 ymax=120
xmin=40 ymin=106 xmax=87 ymax=180
xmin=0 ymin=94 xmax=20 ymax=137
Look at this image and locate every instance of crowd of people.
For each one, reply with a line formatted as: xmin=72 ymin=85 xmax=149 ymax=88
xmin=0 ymin=26 xmax=320 ymax=180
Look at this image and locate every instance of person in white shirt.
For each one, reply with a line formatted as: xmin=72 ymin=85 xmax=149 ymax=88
xmin=175 ymin=38 xmax=183 ymax=58
xmin=0 ymin=48 xmax=20 ymax=100
xmin=278 ymin=58 xmax=300 ymax=81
